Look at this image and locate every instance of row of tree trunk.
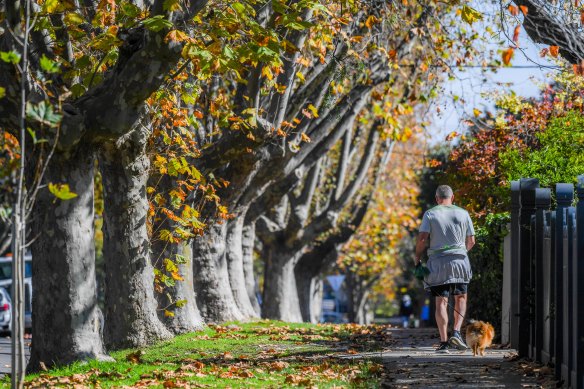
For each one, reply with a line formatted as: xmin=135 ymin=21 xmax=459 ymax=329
xmin=0 ymin=0 xmax=436 ymax=374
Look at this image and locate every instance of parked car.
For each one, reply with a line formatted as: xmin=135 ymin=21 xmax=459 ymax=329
xmin=0 ymin=287 xmax=11 ymax=333
xmin=0 ymin=256 xmax=32 ymax=330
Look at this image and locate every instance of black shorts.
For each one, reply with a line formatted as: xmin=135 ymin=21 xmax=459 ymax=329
xmin=429 ymin=283 xmax=468 ymax=297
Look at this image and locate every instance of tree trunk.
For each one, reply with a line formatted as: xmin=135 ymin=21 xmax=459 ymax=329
xmin=261 ymin=249 xmax=303 ymax=322
xmin=295 ymin=264 xmax=323 ymax=323
xmin=28 ymin=146 xmax=111 ymax=372
xmin=242 ymin=222 xmax=260 ymax=315
xmin=150 ymin=175 xmax=205 ymax=334
xmin=99 ymin=133 xmax=172 ymax=349
xmin=192 ymin=222 xmax=244 ymax=323
xmin=153 ymin=239 xmax=205 ymax=334
xmin=346 ymin=271 xmax=369 ymax=324
xmin=226 ymin=216 xmax=259 ymax=319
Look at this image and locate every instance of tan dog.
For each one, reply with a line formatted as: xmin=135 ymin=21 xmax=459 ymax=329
xmin=465 ymin=321 xmax=495 ymax=356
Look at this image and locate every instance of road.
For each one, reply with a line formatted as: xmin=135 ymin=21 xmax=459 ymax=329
xmin=0 ymin=336 xmax=31 ymax=376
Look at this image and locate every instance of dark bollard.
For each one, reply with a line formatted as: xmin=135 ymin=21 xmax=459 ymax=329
xmin=542 ymin=210 xmax=554 ymax=365
xmin=519 ymin=178 xmax=539 ymax=357
xmin=510 ymin=181 xmax=521 ymax=350
xmin=555 ymin=183 xmax=573 ymax=381
xmin=572 ymin=176 xmax=584 ymax=389
xmin=563 ymin=207 xmax=576 ymax=386
xmin=534 ymin=188 xmax=551 ymax=363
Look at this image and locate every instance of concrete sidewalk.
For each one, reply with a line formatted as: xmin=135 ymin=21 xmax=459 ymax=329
xmin=381 ymin=328 xmax=556 ymax=388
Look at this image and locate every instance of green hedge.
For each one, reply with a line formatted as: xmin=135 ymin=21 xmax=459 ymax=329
xmin=466 ymin=212 xmax=509 ymax=339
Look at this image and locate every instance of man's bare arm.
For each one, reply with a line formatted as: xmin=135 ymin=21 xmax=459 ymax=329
xmin=466 ymin=235 xmax=475 ymax=252
xmin=414 ymin=232 xmax=429 ymax=265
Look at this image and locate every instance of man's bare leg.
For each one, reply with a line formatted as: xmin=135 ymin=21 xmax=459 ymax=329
xmin=435 ymin=297 xmax=449 ymax=342
xmin=453 ymin=294 xmax=467 ymax=331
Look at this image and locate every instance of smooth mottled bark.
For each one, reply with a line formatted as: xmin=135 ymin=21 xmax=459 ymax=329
xmin=99 ymin=131 xmax=171 ymax=349
xmin=345 ymin=271 xmax=372 ymax=325
xmin=192 ymin=222 xmax=244 ymax=323
xmin=241 ymin=222 xmax=260 ymax=315
xmin=295 ymin=251 xmax=336 ymax=323
xmin=153 ymin=239 xmax=205 ymax=334
xmin=150 ymin=174 xmax=205 ymax=334
xmin=295 ymin=270 xmax=323 ymax=324
xmin=226 ymin=215 xmax=259 ymax=319
xmin=262 ymin=248 xmax=303 ymax=322
xmin=28 ymin=145 xmax=110 ymax=372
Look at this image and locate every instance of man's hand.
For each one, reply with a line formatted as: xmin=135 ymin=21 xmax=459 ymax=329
xmin=466 ymin=235 xmax=475 ymax=252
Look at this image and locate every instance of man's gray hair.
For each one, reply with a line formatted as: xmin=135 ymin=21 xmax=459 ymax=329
xmin=436 ymin=185 xmax=453 ymax=199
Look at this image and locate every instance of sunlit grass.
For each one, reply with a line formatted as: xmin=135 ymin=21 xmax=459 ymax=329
xmin=5 ymin=321 xmax=387 ymax=388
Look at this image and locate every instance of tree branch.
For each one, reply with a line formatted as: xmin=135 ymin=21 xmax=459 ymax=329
xmin=512 ymin=0 xmax=584 ymax=64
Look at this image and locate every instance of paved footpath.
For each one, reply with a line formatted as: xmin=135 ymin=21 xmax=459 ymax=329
xmin=381 ymin=328 xmax=556 ymax=389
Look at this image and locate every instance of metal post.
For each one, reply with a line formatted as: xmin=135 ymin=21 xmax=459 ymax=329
xmin=534 ymin=188 xmax=551 ymax=362
xmin=563 ymin=207 xmax=576 ymax=386
xmin=572 ymin=176 xmax=584 ymax=388
xmin=548 ymin=211 xmax=556 ymax=364
xmin=519 ymin=178 xmax=539 ymax=357
xmin=541 ymin=210 xmax=553 ymax=364
xmin=510 ymin=181 xmax=521 ymax=349
xmin=555 ymin=183 xmax=573 ymax=381
xmin=530 ymin=214 xmax=536 ymax=359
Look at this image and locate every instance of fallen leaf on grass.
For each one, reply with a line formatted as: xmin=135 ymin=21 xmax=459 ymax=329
xmin=267 ymin=361 xmax=289 ymax=371
xmin=222 ymin=351 xmax=234 ymax=360
xmin=285 ymin=374 xmax=313 ymax=386
xmin=126 ymin=350 xmax=144 ymax=364
xmin=368 ymin=364 xmax=383 ymax=374
xmin=179 ymin=361 xmax=205 ymax=371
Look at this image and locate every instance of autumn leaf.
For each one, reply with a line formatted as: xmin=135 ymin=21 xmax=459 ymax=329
xmin=460 ymin=6 xmax=482 ymax=25
xmin=126 ymin=350 xmax=144 ymax=364
xmin=268 ymin=361 xmax=289 ymax=371
xmin=473 ymin=108 xmax=482 ymax=117
xmin=301 ymin=133 xmax=311 ymax=143
xmin=165 ymin=29 xmax=189 ymax=43
xmin=48 ymin=183 xmax=78 ymax=200
xmin=519 ymin=5 xmax=528 ymax=15
xmin=508 ymin=5 xmax=519 ymax=16
xmin=513 ymin=25 xmax=520 ymax=44
xmin=502 ymin=47 xmax=514 ymax=65
xmin=307 ymin=104 xmax=319 ymax=118
xmin=222 ymin=352 xmax=234 ymax=360
xmin=365 ymin=15 xmax=378 ymax=29
xmin=549 ymin=45 xmax=559 ymax=57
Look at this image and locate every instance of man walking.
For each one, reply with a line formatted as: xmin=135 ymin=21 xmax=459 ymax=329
xmin=415 ymin=185 xmax=475 ymax=353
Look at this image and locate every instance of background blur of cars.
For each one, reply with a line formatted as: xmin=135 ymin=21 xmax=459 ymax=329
xmin=0 ymin=288 xmax=11 ymax=333
xmin=0 ymin=256 xmax=32 ymax=332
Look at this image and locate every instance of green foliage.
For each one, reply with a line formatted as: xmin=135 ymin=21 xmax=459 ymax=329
xmin=39 ymin=54 xmax=61 ymax=74
xmin=26 ymin=101 xmax=62 ymax=128
xmin=142 ymin=15 xmax=173 ymax=32
xmin=500 ymin=110 xmax=584 ymax=188
xmin=460 ymin=5 xmax=482 ymax=25
xmin=466 ymin=212 xmax=510 ymax=338
xmin=0 ymin=51 xmax=21 ymax=64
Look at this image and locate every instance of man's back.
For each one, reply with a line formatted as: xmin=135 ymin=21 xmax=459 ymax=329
xmin=420 ymin=205 xmax=475 ymax=258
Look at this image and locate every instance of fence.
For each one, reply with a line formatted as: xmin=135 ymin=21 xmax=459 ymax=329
xmin=503 ymin=177 xmax=584 ymax=388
